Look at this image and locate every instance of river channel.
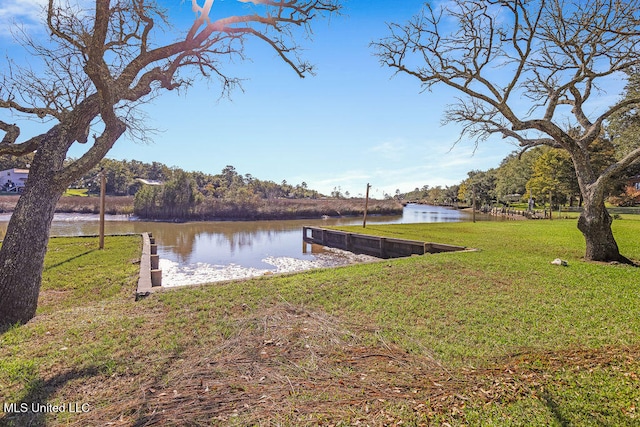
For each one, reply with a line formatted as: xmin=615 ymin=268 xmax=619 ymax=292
xmin=0 ymin=204 xmax=474 ymax=287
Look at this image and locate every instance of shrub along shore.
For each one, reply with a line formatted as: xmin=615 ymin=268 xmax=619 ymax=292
xmin=1 ymin=218 xmax=640 ymax=425
xmin=0 ymin=195 xmax=403 ymax=220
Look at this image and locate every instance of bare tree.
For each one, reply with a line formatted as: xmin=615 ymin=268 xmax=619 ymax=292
xmin=0 ymin=0 xmax=339 ymax=326
xmin=374 ymin=0 xmax=640 ymax=262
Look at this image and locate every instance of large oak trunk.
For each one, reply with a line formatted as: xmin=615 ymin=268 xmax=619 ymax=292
xmin=0 ymin=183 xmax=63 ymax=325
xmin=577 ymin=198 xmax=621 ymax=262
xmin=569 ymin=147 xmax=625 ymax=263
xmin=0 ymin=143 xmax=67 ymax=326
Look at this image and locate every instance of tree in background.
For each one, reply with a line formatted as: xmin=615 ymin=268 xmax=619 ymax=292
xmin=133 ymin=184 xmax=161 ymax=219
xmin=160 ymin=170 xmax=201 ymax=218
xmin=375 ymin=0 xmax=640 ymax=262
xmin=608 ymin=71 xmax=640 ymax=160
xmin=526 ymin=148 xmax=578 ymax=208
xmin=493 ymin=150 xmax=540 ymax=204
xmin=0 ymin=0 xmax=339 ymax=326
xmin=103 ymin=159 xmax=134 ymax=195
xmin=442 ymin=185 xmax=459 ymax=206
xmin=458 ymin=170 xmax=496 ymax=209
xmin=606 ymin=70 xmax=640 ymax=201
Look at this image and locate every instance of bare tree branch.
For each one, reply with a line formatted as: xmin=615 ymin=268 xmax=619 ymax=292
xmin=0 ymin=0 xmax=339 ymax=180
xmin=0 ymin=121 xmax=20 ymax=145
xmin=375 ymin=0 xmax=640 ymax=261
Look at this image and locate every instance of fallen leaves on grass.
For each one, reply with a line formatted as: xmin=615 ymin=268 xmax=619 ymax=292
xmin=92 ymin=304 xmax=460 ymax=425
xmin=7 ymin=304 xmax=639 ymax=426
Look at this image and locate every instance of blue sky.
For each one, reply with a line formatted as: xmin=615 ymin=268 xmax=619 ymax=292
xmin=0 ymin=1 xmax=613 ymax=197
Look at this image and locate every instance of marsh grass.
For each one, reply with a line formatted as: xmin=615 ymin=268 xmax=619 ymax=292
xmin=1 ymin=219 xmax=640 ymax=425
xmin=150 ymin=197 xmax=403 ymax=221
xmin=0 ymin=195 xmax=134 ymax=215
xmin=55 ymin=196 xmax=135 ymax=215
xmin=0 ymin=196 xmax=400 ymax=219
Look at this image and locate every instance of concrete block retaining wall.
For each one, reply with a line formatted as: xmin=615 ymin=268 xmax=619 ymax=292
xmin=136 ymin=232 xmax=162 ymax=299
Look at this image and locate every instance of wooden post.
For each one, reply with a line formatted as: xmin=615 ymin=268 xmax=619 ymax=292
xmin=363 ymin=183 xmax=371 ymax=228
xmin=472 ymin=187 xmax=476 ymax=223
xmin=99 ymin=170 xmax=105 ymax=249
xmin=549 ymin=191 xmax=553 ymax=220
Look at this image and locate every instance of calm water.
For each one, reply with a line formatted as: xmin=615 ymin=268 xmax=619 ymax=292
xmin=0 ymin=204 xmax=473 ymax=286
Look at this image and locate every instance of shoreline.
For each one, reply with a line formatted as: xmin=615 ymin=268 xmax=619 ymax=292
xmin=0 ymin=195 xmax=404 ymax=222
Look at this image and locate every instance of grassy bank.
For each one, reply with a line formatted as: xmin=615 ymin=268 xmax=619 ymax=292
xmin=1 ymin=219 xmax=640 ymax=425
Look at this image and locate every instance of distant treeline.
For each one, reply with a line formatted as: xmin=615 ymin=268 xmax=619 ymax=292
xmin=403 ymin=144 xmax=640 ymax=209
xmin=75 ymin=160 xmax=329 ymax=219
xmin=69 ymin=159 xmax=320 ymax=199
xmin=0 ymin=157 xmax=404 ymax=220
xmin=130 ymin=167 xmax=402 ymax=220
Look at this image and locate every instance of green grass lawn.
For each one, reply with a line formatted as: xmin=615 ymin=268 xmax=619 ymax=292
xmin=1 ymin=219 xmax=639 ymax=425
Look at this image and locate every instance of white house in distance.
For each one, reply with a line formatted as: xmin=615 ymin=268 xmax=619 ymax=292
xmin=0 ymin=168 xmax=29 ymax=193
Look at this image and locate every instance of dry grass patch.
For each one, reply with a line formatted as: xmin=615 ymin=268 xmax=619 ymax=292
xmin=16 ymin=302 xmax=637 ymax=426
xmin=113 ymin=303 xmax=453 ymax=425
xmin=11 ymin=303 xmax=457 ymax=426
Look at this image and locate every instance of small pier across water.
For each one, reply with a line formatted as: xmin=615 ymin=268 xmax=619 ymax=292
xmin=302 ymin=226 xmax=467 ymax=259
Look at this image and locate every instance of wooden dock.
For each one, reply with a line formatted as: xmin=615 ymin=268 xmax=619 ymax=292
xmin=302 ymin=226 xmax=466 ymax=259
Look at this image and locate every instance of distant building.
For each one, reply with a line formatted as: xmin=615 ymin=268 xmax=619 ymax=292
xmin=503 ymin=193 xmax=522 ymax=203
xmin=135 ymin=178 xmax=164 ymax=186
xmin=628 ymin=175 xmax=640 ymax=192
xmin=0 ymin=168 xmax=29 ymax=193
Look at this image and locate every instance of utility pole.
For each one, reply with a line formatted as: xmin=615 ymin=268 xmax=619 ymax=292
xmin=363 ymin=183 xmax=371 ymax=228
xmin=99 ymin=169 xmax=106 ymax=249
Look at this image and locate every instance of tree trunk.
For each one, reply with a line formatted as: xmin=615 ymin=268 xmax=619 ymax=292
xmin=0 ymin=139 xmax=68 ymax=326
xmin=569 ymin=148 xmax=624 ymax=263
xmin=577 ymin=198 xmax=621 ymax=262
xmin=0 ymin=183 xmax=64 ymax=325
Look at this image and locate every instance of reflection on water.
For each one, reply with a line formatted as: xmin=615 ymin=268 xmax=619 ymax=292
xmin=0 ymin=204 xmax=474 ymax=286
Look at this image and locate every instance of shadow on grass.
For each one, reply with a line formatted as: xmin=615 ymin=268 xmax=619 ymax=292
xmin=0 ymin=367 xmax=100 ymax=427
xmin=541 ymin=391 xmax=571 ymax=427
xmin=0 ymin=322 xmax=19 ymax=335
xmin=617 ymin=255 xmax=640 ymax=267
xmin=44 ymin=249 xmax=98 ymax=271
